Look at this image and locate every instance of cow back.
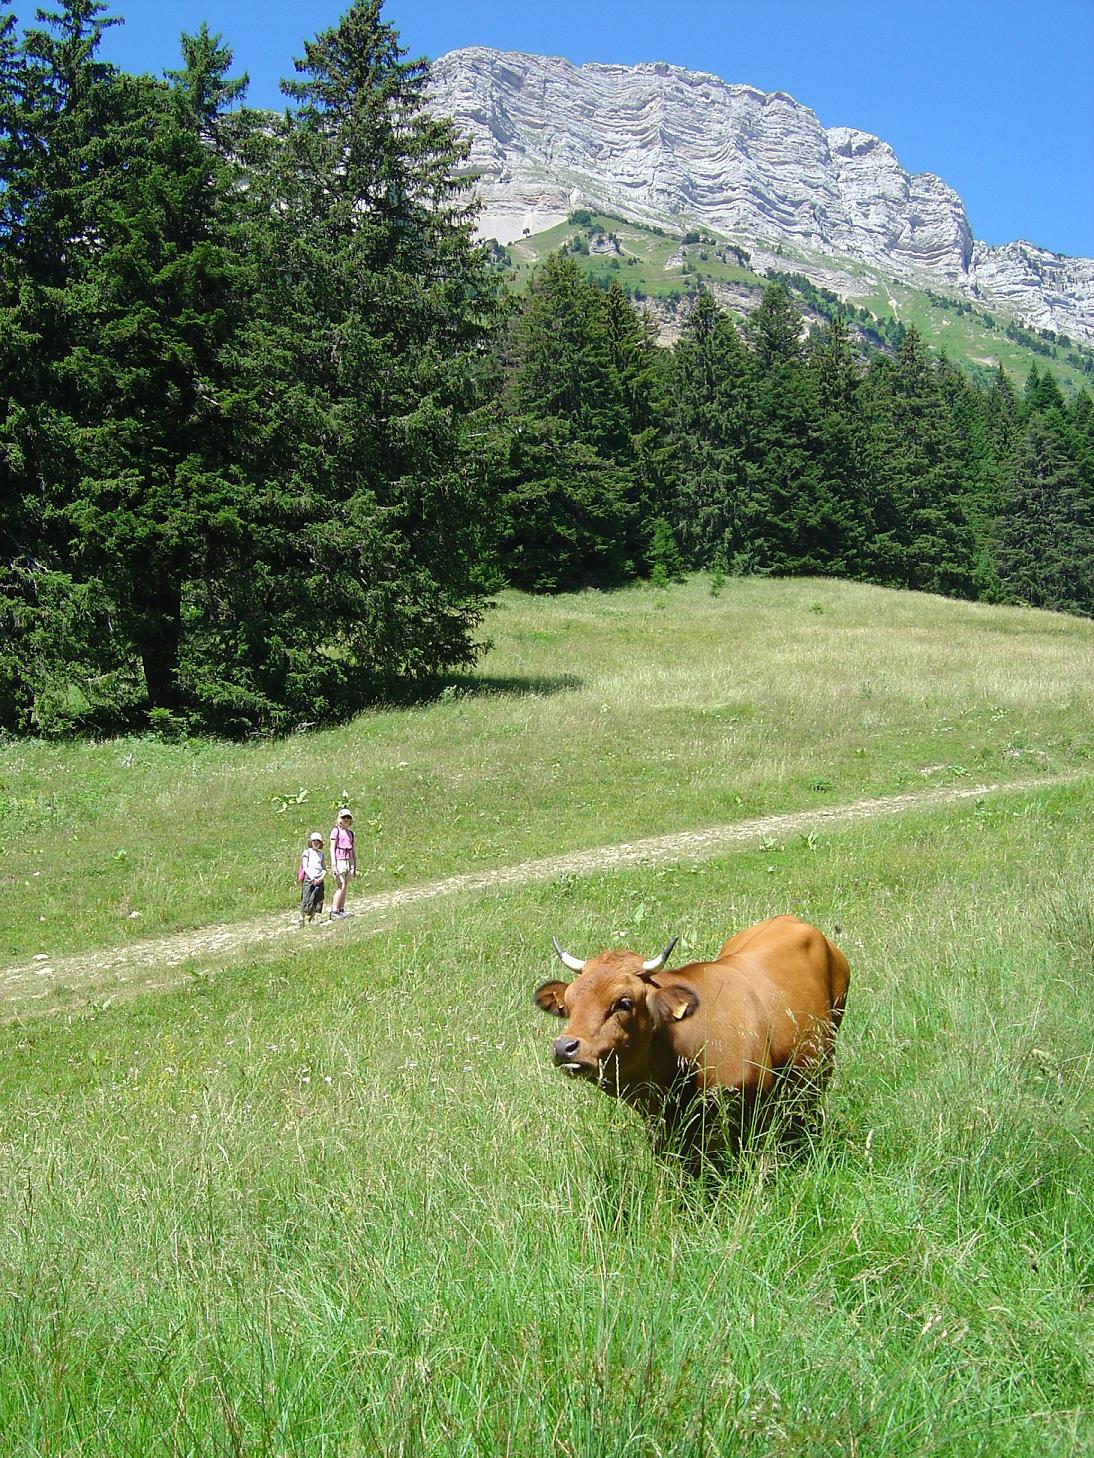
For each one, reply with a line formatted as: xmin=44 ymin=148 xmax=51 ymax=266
xmin=656 ymin=915 xmax=848 ymax=1095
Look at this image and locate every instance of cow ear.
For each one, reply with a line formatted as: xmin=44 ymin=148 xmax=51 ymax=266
xmin=646 ymin=984 xmax=699 ymax=1026
xmin=534 ymin=980 xmax=569 ymax=1017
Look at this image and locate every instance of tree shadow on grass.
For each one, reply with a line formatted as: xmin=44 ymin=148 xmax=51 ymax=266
xmin=388 ymin=671 xmax=584 ymax=707
xmin=116 ymin=669 xmax=585 ymax=742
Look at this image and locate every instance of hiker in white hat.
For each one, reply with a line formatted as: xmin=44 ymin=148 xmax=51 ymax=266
xmin=297 ymin=832 xmax=326 ymax=924
xmin=328 ymin=808 xmax=357 ymax=919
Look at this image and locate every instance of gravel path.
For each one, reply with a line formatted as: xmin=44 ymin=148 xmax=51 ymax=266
xmin=1 ymin=775 xmax=1076 ymax=1020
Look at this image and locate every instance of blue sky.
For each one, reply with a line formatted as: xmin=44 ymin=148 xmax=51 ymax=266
xmin=81 ymin=0 xmax=1094 ymax=258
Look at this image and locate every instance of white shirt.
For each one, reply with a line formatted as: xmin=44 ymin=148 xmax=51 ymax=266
xmin=302 ymin=847 xmax=325 ymax=879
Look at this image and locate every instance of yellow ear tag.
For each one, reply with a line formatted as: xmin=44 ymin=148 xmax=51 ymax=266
xmin=671 ymin=997 xmax=691 ymax=1021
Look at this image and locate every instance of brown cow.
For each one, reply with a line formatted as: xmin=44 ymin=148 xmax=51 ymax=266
xmin=533 ymin=915 xmax=850 ymax=1160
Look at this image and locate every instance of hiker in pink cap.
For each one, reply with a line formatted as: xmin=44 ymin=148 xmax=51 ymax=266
xmin=328 ymin=808 xmax=357 ymax=919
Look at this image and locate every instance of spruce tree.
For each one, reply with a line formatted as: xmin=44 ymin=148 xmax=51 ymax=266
xmin=498 ymin=253 xmax=637 ymax=589
xmin=0 ymin=0 xmax=139 ymax=732
xmin=1023 ymin=365 xmax=1067 ymax=419
xmin=743 ymin=283 xmax=866 ymax=576
xmin=509 ymin=253 xmax=629 ymax=455
xmin=7 ymin=3 xmax=256 ymax=729
xmin=229 ymin=0 xmax=504 ymax=708
xmin=601 ymin=280 xmax=672 ymax=569
xmin=74 ymin=52 xmax=252 ymax=721
xmin=747 ymin=280 xmax=803 ymax=372
xmin=1068 ymin=390 xmax=1094 ymax=495
xmin=862 ymin=329 xmax=979 ymax=597
xmin=934 ymin=350 xmax=997 ymax=590
xmin=3 ymin=0 xmax=503 ymax=733
xmin=802 ymin=315 xmax=870 ymax=577
xmin=494 ymin=417 xmax=634 ymax=591
xmin=0 ymin=0 xmax=16 ymax=176
xmin=667 ymin=290 xmax=754 ymax=570
xmin=985 ymin=365 xmax=1020 ymax=463
xmin=993 ymin=414 xmax=1094 ymax=616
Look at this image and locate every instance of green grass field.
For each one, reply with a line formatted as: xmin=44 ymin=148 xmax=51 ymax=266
xmin=1 ymin=577 xmax=1091 ymax=1455
xmin=2 ymin=577 xmax=1089 ymax=963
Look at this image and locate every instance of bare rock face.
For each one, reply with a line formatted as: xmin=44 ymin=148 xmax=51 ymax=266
xmin=431 ymin=46 xmax=1094 ymax=344
xmin=969 ymin=241 xmax=1094 ymax=339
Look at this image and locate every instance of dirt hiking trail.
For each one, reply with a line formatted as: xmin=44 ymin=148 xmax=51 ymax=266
xmin=1 ymin=775 xmax=1077 ymax=1021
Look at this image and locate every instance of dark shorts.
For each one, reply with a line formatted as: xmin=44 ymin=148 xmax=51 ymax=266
xmin=301 ymin=879 xmax=324 ymax=917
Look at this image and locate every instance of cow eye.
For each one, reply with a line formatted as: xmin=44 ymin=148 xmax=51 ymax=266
xmin=613 ymin=997 xmax=634 ymax=1015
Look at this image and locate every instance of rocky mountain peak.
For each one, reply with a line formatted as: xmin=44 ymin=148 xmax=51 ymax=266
xmin=431 ymin=46 xmax=1094 ymax=345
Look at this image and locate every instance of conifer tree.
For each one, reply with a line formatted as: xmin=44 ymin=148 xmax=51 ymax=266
xmin=2 ymin=2 xmax=257 ymax=729
xmin=667 ymin=290 xmax=754 ymax=569
xmin=0 ymin=0 xmax=17 ymax=179
xmin=983 ymin=366 xmax=1021 ymax=475
xmin=498 ymin=253 xmax=637 ymax=589
xmin=993 ymin=413 xmax=1094 ymax=615
xmin=861 ymin=328 xmax=979 ymax=597
xmin=165 ymin=20 xmax=247 ymax=143
xmin=493 ymin=417 xmax=634 ymax=591
xmin=601 ymin=279 xmax=672 ymax=568
xmin=509 ymin=253 xmax=629 ymax=454
xmin=1068 ymin=389 xmax=1094 ymax=494
xmin=1023 ymin=365 xmax=1067 ymax=419
xmin=3 ymin=0 xmax=503 ymax=733
xmin=74 ymin=43 xmax=252 ymax=721
xmin=0 ymin=0 xmax=139 ymax=731
xmin=802 ymin=315 xmax=870 ymax=577
xmin=742 ymin=283 xmax=868 ymax=576
xmin=229 ymin=0 xmax=504 ymax=706
xmin=746 ymin=279 xmax=804 ymax=371
xmin=934 ymin=350 xmax=998 ymax=588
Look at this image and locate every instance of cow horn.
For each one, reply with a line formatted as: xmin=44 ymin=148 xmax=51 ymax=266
xmin=641 ymin=936 xmax=679 ymax=974
xmin=552 ymin=937 xmax=586 ymax=973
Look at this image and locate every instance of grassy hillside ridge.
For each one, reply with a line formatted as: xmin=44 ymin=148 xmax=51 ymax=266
xmin=506 ymin=212 xmax=1094 ymax=392
xmin=2 ymin=576 xmax=1090 ymax=963
xmin=1 ymin=780 xmax=1091 ymax=1454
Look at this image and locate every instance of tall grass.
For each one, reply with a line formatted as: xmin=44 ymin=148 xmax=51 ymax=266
xmin=2 ymin=576 xmax=1091 ymax=961
xmin=1 ymin=779 xmax=1091 ymax=1455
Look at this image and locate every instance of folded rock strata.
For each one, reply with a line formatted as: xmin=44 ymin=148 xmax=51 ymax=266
xmin=431 ymin=47 xmax=1094 ymax=345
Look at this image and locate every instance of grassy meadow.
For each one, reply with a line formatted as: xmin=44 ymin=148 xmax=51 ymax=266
xmin=1 ymin=576 xmax=1090 ymax=963
xmin=1 ymin=576 xmax=1092 ymax=1455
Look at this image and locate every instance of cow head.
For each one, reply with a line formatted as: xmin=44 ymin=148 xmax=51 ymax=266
xmin=533 ymin=936 xmax=696 ymax=1090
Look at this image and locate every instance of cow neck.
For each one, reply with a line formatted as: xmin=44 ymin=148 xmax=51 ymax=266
xmin=648 ymin=1016 xmax=691 ymax=1090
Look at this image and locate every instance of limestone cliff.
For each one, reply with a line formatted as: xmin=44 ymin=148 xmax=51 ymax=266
xmin=431 ymin=47 xmax=1094 ymax=344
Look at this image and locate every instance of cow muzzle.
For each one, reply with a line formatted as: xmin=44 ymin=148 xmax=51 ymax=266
xmin=552 ymin=1036 xmax=593 ymax=1077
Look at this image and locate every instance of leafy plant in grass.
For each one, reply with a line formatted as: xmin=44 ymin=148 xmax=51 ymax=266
xmin=647 ymin=516 xmax=686 ymax=587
